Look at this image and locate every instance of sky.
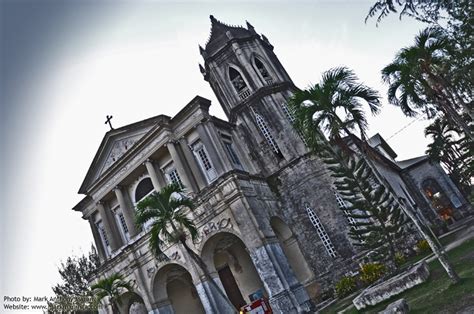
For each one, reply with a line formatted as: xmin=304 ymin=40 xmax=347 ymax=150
xmin=0 ymin=0 xmax=430 ymax=303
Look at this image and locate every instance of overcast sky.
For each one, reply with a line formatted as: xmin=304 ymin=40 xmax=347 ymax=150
xmin=0 ymin=0 xmax=429 ymax=302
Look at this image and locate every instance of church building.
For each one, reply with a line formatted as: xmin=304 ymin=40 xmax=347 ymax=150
xmin=72 ymin=16 xmax=471 ymax=314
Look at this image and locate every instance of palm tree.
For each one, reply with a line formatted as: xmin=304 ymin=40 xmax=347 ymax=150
xmin=291 ymin=67 xmax=381 ymax=145
xmin=382 ymin=27 xmax=472 ymax=140
xmin=289 ymin=67 xmax=408 ymax=265
xmin=91 ymin=273 xmax=133 ymax=313
xmin=425 ymin=117 xmax=472 ymax=196
xmin=290 ymin=66 xmax=461 ymax=283
xmin=135 ymin=183 xmax=237 ymax=313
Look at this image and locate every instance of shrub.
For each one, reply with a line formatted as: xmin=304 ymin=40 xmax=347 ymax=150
xmin=359 ymin=263 xmax=385 ymax=284
xmin=335 ymin=276 xmax=357 ymax=298
xmin=395 ymin=252 xmax=406 ymax=266
xmin=416 ymin=239 xmax=431 ymax=254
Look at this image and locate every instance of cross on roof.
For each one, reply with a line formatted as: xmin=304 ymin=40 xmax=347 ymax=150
xmin=105 ymin=115 xmax=114 ymax=130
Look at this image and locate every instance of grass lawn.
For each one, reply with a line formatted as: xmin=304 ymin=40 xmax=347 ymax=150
xmin=321 ymin=238 xmax=474 ymax=313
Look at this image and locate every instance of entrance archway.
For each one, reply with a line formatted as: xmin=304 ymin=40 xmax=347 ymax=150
xmin=201 ymin=232 xmax=266 ymax=309
xmin=117 ymin=291 xmax=146 ymax=314
xmin=153 ymin=263 xmax=205 ymax=314
xmin=270 ymin=217 xmax=317 ymax=298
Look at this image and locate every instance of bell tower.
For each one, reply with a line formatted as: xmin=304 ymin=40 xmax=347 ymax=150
xmin=199 ymin=16 xmax=307 ymax=174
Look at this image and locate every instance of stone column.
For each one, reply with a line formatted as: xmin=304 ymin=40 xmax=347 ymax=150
xmin=166 ymin=141 xmax=198 ymax=192
xmin=145 ymin=159 xmax=166 ymax=192
xmin=150 ymin=300 xmax=174 ymax=314
xmin=178 ymin=139 xmax=207 ymax=190
xmin=195 ymin=275 xmax=234 ymax=314
xmin=249 ymin=244 xmax=310 ymax=313
xmin=196 ymin=123 xmax=225 ymax=174
xmin=88 ymin=218 xmax=106 ymax=262
xmin=114 ymin=186 xmax=138 ymax=237
xmin=204 ymin=121 xmax=235 ymax=172
xmin=97 ymin=202 xmax=121 ymax=251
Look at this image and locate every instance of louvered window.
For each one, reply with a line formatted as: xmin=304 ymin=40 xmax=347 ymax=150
xmin=96 ymin=221 xmax=111 ymax=256
xmin=115 ymin=211 xmax=130 ymax=243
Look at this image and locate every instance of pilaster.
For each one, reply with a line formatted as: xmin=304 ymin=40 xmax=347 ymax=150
xmin=196 ymin=123 xmax=225 ymax=174
xmin=166 ymin=141 xmax=198 ymax=192
xmin=114 ymin=186 xmax=139 ymax=237
xmin=88 ymin=217 xmax=106 ymax=262
xmin=178 ymin=138 xmax=207 ymax=190
xmin=97 ymin=202 xmax=121 ymax=251
xmin=145 ymin=159 xmax=166 ymax=191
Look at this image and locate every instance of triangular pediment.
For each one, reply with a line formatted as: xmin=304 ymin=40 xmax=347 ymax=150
xmin=79 ymin=115 xmax=171 ymax=194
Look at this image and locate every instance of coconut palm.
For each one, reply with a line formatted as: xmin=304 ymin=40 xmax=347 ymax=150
xmin=290 ymin=66 xmax=461 ymax=283
xmin=135 ymin=183 xmax=237 ymax=313
xmin=425 ymin=117 xmax=472 ymax=196
xmin=291 ymin=67 xmax=381 ymax=145
xmin=382 ymin=27 xmax=472 ymax=140
xmin=91 ymin=273 xmax=133 ymax=313
xmin=289 ymin=67 xmax=409 ymax=265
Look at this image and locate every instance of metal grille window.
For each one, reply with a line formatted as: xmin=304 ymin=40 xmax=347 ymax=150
xmin=254 ymin=111 xmax=282 ymax=155
xmin=281 ymin=102 xmax=295 ymax=123
xmin=305 ymin=204 xmax=337 ymax=258
xmin=164 ymin=165 xmax=184 ymax=189
xmin=168 ymin=168 xmax=184 ymax=188
xmin=334 ymin=191 xmax=358 ymax=227
xmin=196 ymin=147 xmax=212 ymax=171
xmin=192 ymin=142 xmax=217 ymax=182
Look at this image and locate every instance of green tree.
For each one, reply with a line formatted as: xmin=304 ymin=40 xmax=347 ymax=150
xmin=91 ymin=273 xmax=133 ymax=314
xmin=425 ymin=117 xmax=472 ymax=196
xmin=52 ymin=246 xmax=100 ymax=297
xmin=135 ymin=183 xmax=237 ymax=313
xmin=381 ymin=27 xmax=472 ymax=140
xmin=289 ymin=67 xmax=408 ymax=265
xmin=49 ymin=246 xmax=100 ymax=313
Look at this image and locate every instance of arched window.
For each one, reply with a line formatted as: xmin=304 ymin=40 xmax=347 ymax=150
xmin=422 ymin=178 xmax=454 ymax=221
xmin=229 ymin=67 xmax=247 ymax=92
xmin=254 ymin=57 xmax=272 ymax=84
xmin=135 ymin=177 xmax=154 ymax=203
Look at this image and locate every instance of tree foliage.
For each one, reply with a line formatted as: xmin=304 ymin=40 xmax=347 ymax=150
xmin=135 ymin=183 xmax=197 ymax=259
xmin=289 ymin=67 xmax=408 ymax=265
xmin=381 ymin=27 xmax=472 ymax=139
xmin=370 ymin=0 xmax=472 ymax=138
xmin=52 ymin=246 xmax=100 ymax=297
xmin=425 ymin=117 xmax=473 ymax=196
xmin=91 ymin=273 xmax=133 ymax=313
xmin=135 ymin=183 xmax=237 ymax=313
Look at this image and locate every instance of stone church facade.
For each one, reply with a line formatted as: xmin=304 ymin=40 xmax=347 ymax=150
xmin=73 ymin=16 xmax=471 ymax=314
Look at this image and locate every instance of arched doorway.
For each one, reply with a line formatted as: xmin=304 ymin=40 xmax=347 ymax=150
xmin=117 ymin=292 xmax=147 ymax=314
xmin=201 ymin=232 xmax=266 ymax=310
xmin=422 ymin=178 xmax=455 ymax=222
xmin=153 ymin=263 xmax=205 ymax=314
xmin=270 ymin=217 xmax=317 ymax=298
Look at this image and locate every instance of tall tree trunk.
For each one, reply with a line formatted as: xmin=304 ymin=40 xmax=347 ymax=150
xmin=351 ymin=130 xmax=460 ymax=283
xmin=399 ymin=200 xmax=460 ymax=284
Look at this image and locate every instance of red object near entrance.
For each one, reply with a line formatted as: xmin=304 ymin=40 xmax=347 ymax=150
xmin=240 ymin=298 xmax=272 ymax=314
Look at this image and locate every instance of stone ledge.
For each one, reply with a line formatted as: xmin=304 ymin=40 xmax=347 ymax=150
xmin=353 ymin=262 xmax=429 ymax=310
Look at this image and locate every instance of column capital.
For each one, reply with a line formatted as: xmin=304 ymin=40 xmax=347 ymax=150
xmin=113 ymin=185 xmax=123 ymax=192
